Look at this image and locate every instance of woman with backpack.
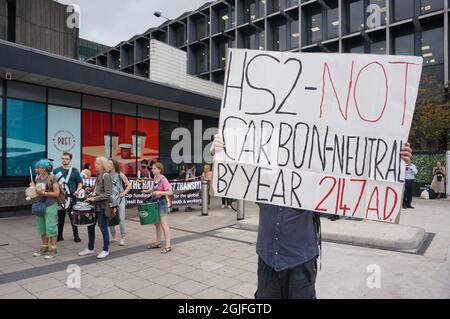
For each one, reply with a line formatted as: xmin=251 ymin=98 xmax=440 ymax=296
xmin=78 ymin=156 xmax=113 ymax=259
xmin=107 ymin=158 xmax=132 ymax=246
xmin=144 ymin=162 xmax=173 ymax=253
xmin=31 ymin=159 xmax=61 ymax=260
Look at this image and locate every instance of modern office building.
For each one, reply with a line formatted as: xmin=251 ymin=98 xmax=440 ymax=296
xmin=86 ymin=0 xmax=449 ymax=92
xmin=0 ymin=39 xmax=221 ymax=210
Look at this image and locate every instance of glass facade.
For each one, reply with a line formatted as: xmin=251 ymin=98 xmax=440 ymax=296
xmin=394 ymin=33 xmax=415 ymax=56
xmin=422 ymin=26 xmax=444 ymax=66
xmin=84 ymin=0 xmax=450 ymax=116
xmin=347 ymin=0 xmax=365 ymax=34
xmin=392 ymin=0 xmax=415 ymax=22
xmin=6 ymin=99 xmax=46 ymax=176
xmin=290 ymin=19 xmax=299 ymax=49
xmin=307 ymin=11 xmax=323 ymax=44
xmin=420 ymin=0 xmax=444 ymax=14
xmin=273 ymin=23 xmax=288 ymax=51
xmin=326 ymin=4 xmax=339 ymax=39
xmin=0 ymin=81 xmax=217 ymax=180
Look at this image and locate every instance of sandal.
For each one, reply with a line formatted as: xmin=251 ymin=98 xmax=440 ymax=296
xmin=160 ymin=247 xmax=172 ymax=254
xmin=147 ymin=242 xmax=162 ymax=249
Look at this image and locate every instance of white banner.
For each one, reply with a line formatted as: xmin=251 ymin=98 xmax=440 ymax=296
xmin=213 ymin=49 xmax=423 ymax=223
xmin=47 ymin=105 xmax=81 ymax=169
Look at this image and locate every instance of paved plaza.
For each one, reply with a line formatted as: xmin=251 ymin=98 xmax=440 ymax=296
xmin=0 ymin=198 xmax=449 ymax=299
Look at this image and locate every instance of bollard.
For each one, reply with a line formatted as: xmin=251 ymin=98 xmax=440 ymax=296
xmin=237 ymin=199 xmax=245 ymax=221
xmin=201 ymin=180 xmax=209 ymax=216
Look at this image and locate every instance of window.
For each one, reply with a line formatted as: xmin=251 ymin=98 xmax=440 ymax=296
xmin=286 ymin=0 xmax=299 ymax=7
xmin=347 ymin=41 xmax=365 ymax=53
xmin=194 ymin=46 xmax=208 ymax=73
xmin=370 ymin=38 xmax=386 ymax=54
xmin=326 ymin=5 xmax=339 ymax=39
xmin=392 ymin=0 xmax=415 ymax=22
xmin=6 ymin=99 xmax=46 ymax=176
xmin=47 ymin=105 xmax=81 ymax=170
xmin=270 ymin=0 xmax=281 ymax=13
xmin=195 ymin=17 xmax=206 ymax=40
xmin=394 ymin=33 xmax=415 ymax=56
xmin=307 ymin=12 xmax=322 ymax=44
xmin=219 ymin=41 xmax=227 ymax=67
xmin=273 ymin=23 xmax=288 ymax=50
xmin=159 ymin=121 xmax=180 ymax=177
xmin=231 ymin=6 xmax=236 ymax=27
xmin=244 ymin=0 xmax=257 ymax=22
xmin=82 ymin=110 xmax=111 ymax=176
xmin=258 ymin=0 xmax=265 ymax=18
xmin=111 ymin=114 xmax=137 ymax=175
xmin=290 ymin=19 xmax=299 ymax=48
xmin=244 ymin=32 xmax=258 ymax=49
xmin=420 ymin=0 xmax=444 ymax=14
xmin=137 ymin=118 xmax=159 ymax=163
xmin=219 ymin=7 xmax=228 ymax=32
xmin=347 ymin=0 xmax=364 ymax=34
xmin=175 ymin=25 xmax=185 ymax=47
xmin=421 ymin=26 xmax=444 ymax=65
xmin=258 ymin=31 xmax=265 ymax=50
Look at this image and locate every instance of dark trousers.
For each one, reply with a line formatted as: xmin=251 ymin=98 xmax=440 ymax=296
xmin=222 ymin=197 xmax=231 ymax=206
xmin=403 ymin=179 xmax=414 ymax=207
xmin=87 ymin=210 xmax=109 ymax=252
xmin=57 ymin=208 xmax=79 ymax=239
xmin=255 ymin=257 xmax=317 ymax=299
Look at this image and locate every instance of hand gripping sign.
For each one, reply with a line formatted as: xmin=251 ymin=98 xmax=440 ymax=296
xmin=212 ymin=49 xmax=422 ymax=223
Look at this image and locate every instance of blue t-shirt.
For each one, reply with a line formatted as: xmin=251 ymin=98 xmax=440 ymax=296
xmin=53 ymin=166 xmax=82 ymax=194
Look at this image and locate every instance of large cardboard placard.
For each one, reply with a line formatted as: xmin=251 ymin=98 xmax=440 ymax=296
xmin=213 ymin=49 xmax=422 ymax=223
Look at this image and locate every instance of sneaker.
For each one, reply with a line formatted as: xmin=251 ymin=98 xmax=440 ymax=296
xmin=119 ymin=238 xmax=125 ymax=246
xmin=44 ymin=248 xmax=57 ymax=260
xmin=97 ymin=250 xmax=109 ymax=259
xmin=227 ymin=205 xmax=232 ymax=209
xmin=78 ymin=248 xmax=95 ymax=256
xmin=33 ymin=246 xmax=48 ymax=257
xmin=221 ymin=205 xmax=225 ymax=208
xmin=110 ymin=236 xmax=117 ymax=243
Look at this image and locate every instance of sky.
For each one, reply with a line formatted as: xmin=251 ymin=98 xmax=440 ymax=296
xmin=57 ymin=0 xmax=211 ymax=47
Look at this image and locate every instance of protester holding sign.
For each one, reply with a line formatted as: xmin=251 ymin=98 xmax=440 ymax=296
xmin=212 ymin=137 xmax=413 ymax=298
xmin=54 ymin=152 xmax=83 ymax=243
xmin=144 ymin=162 xmax=173 ymax=253
xmin=212 ymin=49 xmax=419 ymax=299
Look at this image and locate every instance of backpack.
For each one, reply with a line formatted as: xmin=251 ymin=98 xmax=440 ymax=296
xmin=103 ymin=173 xmax=123 ymax=208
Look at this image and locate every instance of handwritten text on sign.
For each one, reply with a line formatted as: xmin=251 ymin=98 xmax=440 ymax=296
xmin=212 ymin=50 xmax=422 ymax=223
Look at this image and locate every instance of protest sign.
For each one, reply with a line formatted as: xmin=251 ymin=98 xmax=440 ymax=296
xmin=212 ymin=49 xmax=423 ymax=223
xmin=81 ymin=177 xmax=202 ymax=208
